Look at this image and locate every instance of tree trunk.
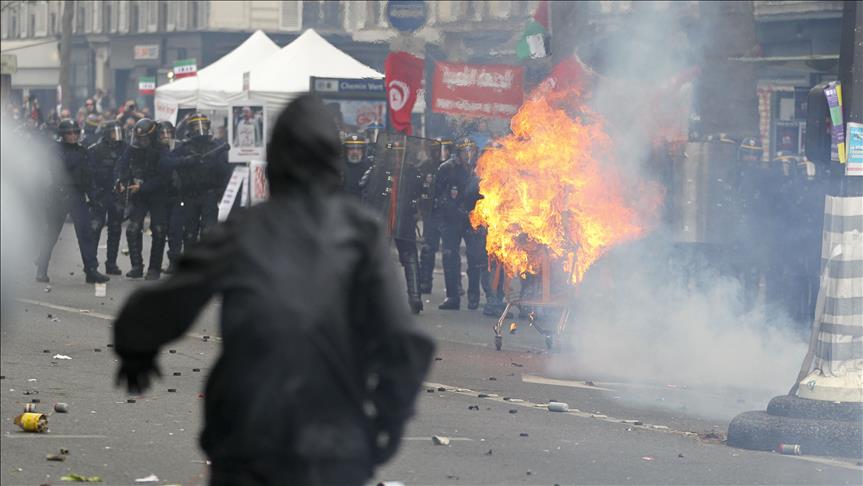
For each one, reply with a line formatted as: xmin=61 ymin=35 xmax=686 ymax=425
xmin=58 ymin=0 xmax=74 ymax=112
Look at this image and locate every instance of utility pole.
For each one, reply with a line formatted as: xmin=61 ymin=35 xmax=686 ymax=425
xmin=58 ymin=0 xmax=74 ymax=112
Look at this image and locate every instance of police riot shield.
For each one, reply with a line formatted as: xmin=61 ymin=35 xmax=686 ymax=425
xmin=364 ymin=133 xmax=443 ymax=241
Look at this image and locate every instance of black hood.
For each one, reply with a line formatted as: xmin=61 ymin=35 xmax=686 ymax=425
xmin=266 ymin=94 xmax=341 ymax=194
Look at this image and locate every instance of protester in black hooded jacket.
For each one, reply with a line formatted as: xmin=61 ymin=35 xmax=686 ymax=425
xmin=112 ymin=94 xmax=434 ymax=486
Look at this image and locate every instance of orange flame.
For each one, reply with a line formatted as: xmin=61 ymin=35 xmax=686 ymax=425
xmin=470 ymin=87 xmax=660 ymax=284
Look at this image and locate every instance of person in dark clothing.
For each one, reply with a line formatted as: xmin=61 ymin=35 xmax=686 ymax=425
xmin=419 ymin=137 xmax=453 ymax=294
xmin=115 ymin=118 xmax=174 ymax=280
xmin=157 ymin=121 xmax=185 ymax=274
xmin=35 ymin=119 xmax=110 ymax=284
xmin=340 ymin=134 xmax=371 ymax=198
xmin=113 ymin=94 xmax=434 ymax=486
xmin=173 ymin=114 xmax=230 ymax=251
xmin=86 ymin=120 xmax=127 ymax=275
xmin=437 ymin=137 xmax=490 ymax=310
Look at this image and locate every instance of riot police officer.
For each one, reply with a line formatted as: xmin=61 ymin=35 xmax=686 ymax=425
xmin=157 ymin=121 xmax=184 ymax=274
xmin=735 ymin=136 xmax=770 ymax=311
xmin=86 ymin=120 xmax=127 ymax=275
xmin=173 ymin=113 xmax=230 ymax=251
xmin=361 ymin=139 xmax=425 ymax=314
xmin=419 ymin=137 xmax=453 ymax=294
xmin=115 ymin=118 xmax=173 ymax=280
xmin=35 ymin=119 xmax=110 ymax=284
xmin=437 ymin=137 xmax=490 ymax=310
xmin=341 ymin=134 xmax=371 ymax=198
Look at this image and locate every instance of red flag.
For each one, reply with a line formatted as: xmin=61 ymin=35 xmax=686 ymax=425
xmin=533 ymin=0 xmax=550 ymax=31
xmin=385 ymin=52 xmax=424 ymax=135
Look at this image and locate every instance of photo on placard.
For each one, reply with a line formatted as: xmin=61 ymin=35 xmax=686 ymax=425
xmin=228 ymin=102 xmax=267 ymax=162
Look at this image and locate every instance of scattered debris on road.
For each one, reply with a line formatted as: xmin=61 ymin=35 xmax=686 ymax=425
xmin=46 ymin=449 xmax=70 ymax=462
xmin=585 ymin=380 xmax=596 ymax=386
xmin=520 ymin=432 xmax=529 ymax=437
xmin=14 ymin=412 xmax=48 ymax=432
xmin=510 ymin=362 xmax=523 ymax=367
xmin=777 ymin=444 xmax=801 ymax=455
xmin=53 ymin=354 xmax=72 ymax=360
xmin=485 ymin=449 xmax=493 ymax=455
xmin=60 ymin=473 xmax=102 ymax=482
xmin=468 ymin=405 xmax=479 ymax=410
xmin=508 ymin=409 xmax=518 ymax=414
xmin=134 ymin=474 xmax=160 ymax=483
xmin=548 ymin=402 xmax=570 ymax=412
xmin=54 ymin=402 xmax=69 ymax=413
xmin=641 ymin=456 xmax=654 ymax=461
xmin=432 ymin=435 xmax=450 ymax=446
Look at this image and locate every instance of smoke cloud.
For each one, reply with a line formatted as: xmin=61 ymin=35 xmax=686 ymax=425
xmin=544 ymin=3 xmax=809 ymax=418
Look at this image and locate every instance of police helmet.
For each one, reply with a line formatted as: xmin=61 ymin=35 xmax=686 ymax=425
xmin=456 ymin=137 xmax=477 ymax=164
xmin=57 ymin=118 xmax=80 ymax=135
xmin=343 ymin=134 xmax=367 ymax=164
xmin=132 ymin=118 xmax=158 ymax=148
xmin=186 ymin=113 xmax=211 ymax=140
xmin=434 ymin=137 xmax=454 ymax=162
xmin=100 ymin=120 xmax=124 ymax=143
xmin=738 ymin=137 xmax=763 ymax=163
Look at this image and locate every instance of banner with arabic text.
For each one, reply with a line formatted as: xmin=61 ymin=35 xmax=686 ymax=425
xmin=432 ymin=61 xmax=524 ymax=119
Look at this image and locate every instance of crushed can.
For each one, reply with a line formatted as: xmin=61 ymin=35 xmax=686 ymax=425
xmin=777 ymin=443 xmax=801 ymax=455
xmin=14 ymin=412 xmax=48 ymax=432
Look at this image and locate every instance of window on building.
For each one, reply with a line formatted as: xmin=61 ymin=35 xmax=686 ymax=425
xmin=367 ymin=0 xmax=381 ymax=28
xmin=322 ymin=0 xmax=340 ymax=29
xmin=280 ymin=1 xmax=302 ymax=31
xmin=49 ymin=12 xmax=56 ymax=35
xmin=103 ymin=5 xmax=111 ymax=33
xmin=130 ymin=4 xmax=139 ymax=33
xmin=191 ymin=2 xmax=199 ymax=29
xmin=76 ymin=6 xmax=85 ymax=33
xmin=158 ymin=2 xmax=166 ymax=31
xmin=29 ymin=13 xmax=35 ymax=37
xmin=302 ymin=0 xmax=320 ymax=28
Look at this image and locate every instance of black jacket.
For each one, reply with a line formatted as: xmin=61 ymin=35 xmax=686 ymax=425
xmin=86 ymin=140 xmax=127 ymax=200
xmin=173 ymin=139 xmax=231 ymax=197
xmin=113 ymin=189 xmax=434 ymax=470
xmin=51 ymin=141 xmax=89 ymax=193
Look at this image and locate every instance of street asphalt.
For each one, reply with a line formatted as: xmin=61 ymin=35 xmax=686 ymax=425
xmin=1 ymin=223 xmax=861 ymax=485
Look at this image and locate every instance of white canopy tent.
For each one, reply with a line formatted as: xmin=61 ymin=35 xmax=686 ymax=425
xmin=240 ymin=29 xmax=383 ymax=110
xmin=154 ymin=30 xmax=279 ymax=111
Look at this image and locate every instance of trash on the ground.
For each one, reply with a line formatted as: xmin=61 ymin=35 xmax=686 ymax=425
xmin=44 ymin=285 xmax=52 ymax=293
xmin=53 ymin=354 xmax=72 ymax=360
xmin=202 ymin=336 xmax=210 ymax=341
xmin=167 ymin=388 xmax=177 ymax=393
xmin=651 ymin=424 xmax=668 ymax=430
xmin=446 ymin=475 xmax=459 ymax=480
xmin=777 ymin=443 xmax=801 ymax=455
xmin=134 ymin=474 xmax=160 ymax=483
xmin=31 ymin=398 xmax=41 ymax=403
xmin=192 ymin=368 xmax=201 ymax=372
xmin=168 ymin=349 xmax=177 ymax=354
xmin=485 ymin=449 xmax=493 ymax=455
xmin=456 ymin=388 xmax=470 ymax=392
xmin=46 ymin=454 xmax=66 ymax=462
xmin=437 ymin=386 xmax=446 ymax=392
xmin=94 ymin=283 xmax=107 ymax=297
xmin=173 ymin=372 xmax=182 ymax=376
xmin=106 ymin=344 xmax=114 ymax=348
xmin=641 ymin=456 xmax=654 ymax=461
xmin=509 ymin=322 xmax=518 ymax=334
xmin=23 ymin=390 xmax=37 ymax=395
xmin=511 ymin=362 xmax=523 ymax=367
xmin=678 ymin=453 xmax=684 ymax=458
xmin=508 ymin=409 xmax=518 ymax=414
xmin=24 ymin=403 xmax=37 ymax=412
xmin=127 ymin=399 xmax=136 ymax=403
xmin=434 ymin=357 xmax=443 ymax=361
xmin=426 ymin=388 xmax=434 ymax=393
xmin=519 ymin=432 xmax=529 ymax=437
xmin=591 ymin=414 xmax=608 ymax=419
xmin=43 ymin=349 xmax=51 ymax=353
xmin=60 ymin=473 xmax=102 ymax=482
xmin=14 ymin=412 xmax=48 ymax=432
xmin=432 ymin=435 xmax=450 ymax=446
xmin=468 ymin=405 xmax=479 ymax=410
xmin=548 ymin=402 xmax=570 ymax=412
xmin=488 ymin=377 xmax=497 ymax=381
xmin=478 ymin=393 xmax=490 ymax=398
xmin=585 ymin=381 xmax=596 ymax=386
xmin=622 ymin=419 xmax=641 ymax=424
xmin=54 ymin=402 xmax=69 ymax=413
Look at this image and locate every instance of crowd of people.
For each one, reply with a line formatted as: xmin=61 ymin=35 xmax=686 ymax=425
xmin=4 ymin=96 xmax=231 ymax=284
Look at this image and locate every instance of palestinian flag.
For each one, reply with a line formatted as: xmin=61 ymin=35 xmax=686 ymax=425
xmin=138 ymin=76 xmax=156 ymax=95
xmin=173 ymin=59 xmax=197 ymax=79
xmin=516 ymin=0 xmax=550 ymax=60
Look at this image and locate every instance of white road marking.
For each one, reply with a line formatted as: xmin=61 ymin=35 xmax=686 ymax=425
xmin=403 ymin=437 xmax=474 ymax=442
xmin=522 ymin=373 xmax=615 ymax=391
xmin=14 ymin=298 xmax=221 ymax=343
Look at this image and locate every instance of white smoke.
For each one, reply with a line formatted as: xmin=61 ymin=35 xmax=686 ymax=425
xmin=547 ymin=3 xmax=808 ymax=418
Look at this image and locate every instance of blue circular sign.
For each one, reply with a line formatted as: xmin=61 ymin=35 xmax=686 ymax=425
xmin=386 ymin=1 xmax=427 ymax=33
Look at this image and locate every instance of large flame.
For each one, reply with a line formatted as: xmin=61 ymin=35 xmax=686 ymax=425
xmin=471 ymin=86 xmax=661 ymax=284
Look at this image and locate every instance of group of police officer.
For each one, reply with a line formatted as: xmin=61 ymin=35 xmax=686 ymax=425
xmin=341 ymin=131 xmax=496 ymax=316
xmin=37 ymin=114 xmax=230 ymax=284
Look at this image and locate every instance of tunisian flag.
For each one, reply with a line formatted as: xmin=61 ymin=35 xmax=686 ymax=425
xmin=385 ymin=51 xmax=424 ymax=135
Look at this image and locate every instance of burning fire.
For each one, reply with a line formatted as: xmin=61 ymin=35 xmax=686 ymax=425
xmin=470 ymin=86 xmax=661 ymax=284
